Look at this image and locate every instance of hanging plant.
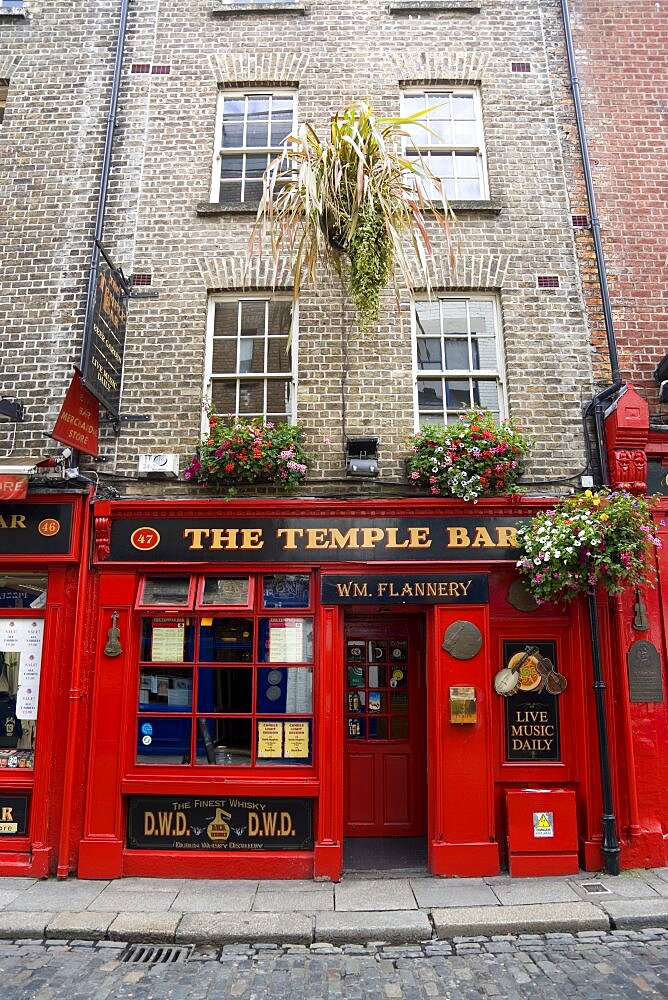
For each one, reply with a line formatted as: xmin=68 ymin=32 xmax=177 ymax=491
xmin=407 ymin=410 xmax=531 ymax=501
xmin=184 ymin=413 xmax=309 ymax=495
xmin=516 ymin=490 xmax=662 ymax=604
xmin=251 ymin=99 xmax=454 ymax=330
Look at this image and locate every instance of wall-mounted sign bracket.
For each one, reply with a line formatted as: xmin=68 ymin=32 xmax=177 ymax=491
xmin=101 ymin=412 xmax=152 ymax=437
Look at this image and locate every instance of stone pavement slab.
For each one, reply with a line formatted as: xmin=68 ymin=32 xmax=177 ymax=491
xmin=431 ymin=901 xmax=609 ymax=937
xmin=175 ymin=912 xmax=313 ymax=944
xmin=410 ymin=877 xmax=499 ymax=908
xmin=171 ymin=886 xmax=257 ymax=912
xmin=335 ymin=878 xmax=416 ymax=911
xmin=0 ymin=889 xmax=26 ymax=908
xmin=0 ymin=911 xmax=55 ymax=938
xmin=252 ymin=889 xmax=334 ymax=911
xmin=46 ymin=911 xmax=115 ymax=940
xmin=651 ymin=868 xmax=668 ymax=883
xmin=490 ymin=877 xmax=581 ymax=905
xmin=87 ymin=888 xmax=179 ymax=912
xmin=257 ymin=879 xmax=331 ymax=892
xmin=598 ymin=898 xmax=668 ymax=929
xmin=0 ymin=878 xmax=36 ymax=891
xmin=572 ymin=875 xmax=661 ymax=899
xmin=108 ymin=911 xmax=181 ymax=942
xmin=107 ymin=877 xmax=187 ymax=892
xmin=5 ymin=881 xmax=104 ymax=911
xmin=315 ymin=910 xmax=432 ymax=944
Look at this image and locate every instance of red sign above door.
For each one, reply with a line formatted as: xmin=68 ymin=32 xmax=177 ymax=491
xmin=51 ymin=371 xmax=99 ymax=456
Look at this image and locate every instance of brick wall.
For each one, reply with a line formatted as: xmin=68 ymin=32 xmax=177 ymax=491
xmin=0 ymin=0 xmax=596 ymax=496
xmin=566 ymin=0 xmax=668 ymax=416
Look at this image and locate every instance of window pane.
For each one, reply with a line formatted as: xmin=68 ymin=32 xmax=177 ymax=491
xmin=420 ymin=413 xmax=444 ymax=428
xmin=219 ymin=178 xmax=243 ymax=202
xmin=441 ymin=299 xmax=467 ymax=335
xmin=212 ymin=338 xmax=237 ymax=373
xmin=197 ymin=667 xmax=253 ymax=713
xmin=445 ymin=380 xmax=472 ymax=410
xmin=220 ymin=153 xmax=243 ymax=179
xmin=0 ymin=573 xmax=47 ymax=609
xmin=367 ymin=717 xmax=389 ymax=739
xmin=443 ymin=338 xmax=469 ymax=370
xmin=417 ymin=337 xmax=442 ymax=370
xmin=238 ymin=380 xmax=264 ymax=415
xmin=390 ymin=717 xmax=409 ymax=740
xmin=267 ymin=337 xmax=290 ymax=372
xmin=475 ymin=381 xmax=501 ymax=414
xmin=266 ymin=380 xmax=291 ymax=416
xmin=139 ymin=668 xmax=193 ymax=709
xmin=214 ymin=301 xmax=238 ymax=336
xmin=458 ymin=177 xmax=482 ymax=199
xmin=452 ymin=95 xmax=475 ymax=120
xmin=455 ymin=152 xmax=480 ymax=178
xmin=257 ymin=667 xmax=313 ymax=712
xmin=414 ymin=301 xmax=440 ymax=339
xmin=196 ymin=718 xmax=252 ymax=765
xmin=258 ymin=618 xmax=313 ymax=663
xmin=141 ymin=618 xmax=195 ymax=663
xmin=454 ymin=121 xmax=476 ymax=146
xmin=267 ymin=299 xmax=291 ymax=334
xmin=137 ymin=716 xmax=191 ymax=765
xmin=239 ymin=337 xmax=264 ymax=373
xmin=240 ymin=300 xmax=265 ymax=336
xmin=201 ymin=577 xmax=250 ymax=606
xmin=221 ymin=121 xmax=243 ymax=147
xmin=211 ymin=380 xmax=237 ymax=414
xmin=141 ymin=577 xmax=190 ymax=606
xmin=257 ymin=718 xmax=312 ymax=764
xmin=417 ymin=379 xmax=443 ymax=410
xmin=263 ymin=574 xmax=310 ymax=609
xmin=199 ymin=618 xmax=253 ymax=663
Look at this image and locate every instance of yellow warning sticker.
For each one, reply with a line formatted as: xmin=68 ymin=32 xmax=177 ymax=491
xmin=533 ymin=811 xmax=554 ymax=838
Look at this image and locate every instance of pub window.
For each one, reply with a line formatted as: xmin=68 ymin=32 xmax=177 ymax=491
xmin=502 ymin=641 xmax=562 ymax=763
xmin=413 ymin=294 xmax=507 ymax=428
xmin=0 ymin=588 xmax=46 ymax=769
xmin=135 ymin=573 xmax=314 ymax=768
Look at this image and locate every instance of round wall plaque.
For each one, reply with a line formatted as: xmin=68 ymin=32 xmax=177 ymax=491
xmin=507 ymin=579 xmax=539 ymax=613
xmin=442 ymin=620 xmax=483 ymax=660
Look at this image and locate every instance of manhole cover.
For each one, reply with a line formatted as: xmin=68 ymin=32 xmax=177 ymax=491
xmin=580 ymin=881 xmax=611 ymax=895
xmin=120 ymin=944 xmax=193 ymax=965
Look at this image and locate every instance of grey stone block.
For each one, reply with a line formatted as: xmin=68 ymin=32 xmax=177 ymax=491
xmin=46 ymin=911 xmax=115 ymax=940
xmin=256 ymin=879 xmax=331 ymax=893
xmin=431 ymin=902 xmax=610 ymax=937
xmin=0 ymin=911 xmax=54 ymax=939
xmin=108 ymin=912 xmax=181 ymax=942
xmin=490 ymin=878 xmax=581 ymax=905
xmin=252 ymin=890 xmax=334 ymax=912
xmin=410 ymin=877 xmax=499 ymax=908
xmin=87 ymin=888 xmax=179 ymax=912
xmin=171 ymin=888 xmax=256 ymax=912
xmin=315 ymin=911 xmax=432 ymax=944
xmin=335 ymin=879 xmax=416 ymax=911
xmin=5 ymin=881 xmax=105 ymax=911
xmin=175 ymin=912 xmax=313 ymax=944
xmin=599 ymin=899 xmax=668 ymax=929
xmin=112 ymin=878 xmax=187 ymax=892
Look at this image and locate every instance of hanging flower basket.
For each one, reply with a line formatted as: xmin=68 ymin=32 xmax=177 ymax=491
xmin=407 ymin=410 xmax=531 ymax=502
xmin=516 ymin=489 xmax=662 ymax=604
xmin=184 ymin=415 xmax=309 ymax=494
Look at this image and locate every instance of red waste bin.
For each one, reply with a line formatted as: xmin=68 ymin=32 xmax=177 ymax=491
xmin=506 ymin=788 xmax=579 ymax=876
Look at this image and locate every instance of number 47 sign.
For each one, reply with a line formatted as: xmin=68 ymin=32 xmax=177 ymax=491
xmin=0 ymin=475 xmax=28 ymax=500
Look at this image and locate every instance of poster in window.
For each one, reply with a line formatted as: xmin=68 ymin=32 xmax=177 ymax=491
xmin=257 ymin=720 xmax=283 ymax=758
xmin=151 ymin=619 xmax=185 ymax=662
xmin=268 ymin=619 xmax=305 ymax=662
xmin=283 ymin=721 xmax=310 ymax=759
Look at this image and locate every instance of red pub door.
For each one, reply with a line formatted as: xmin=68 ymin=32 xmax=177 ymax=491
xmin=344 ymin=617 xmax=426 ymax=836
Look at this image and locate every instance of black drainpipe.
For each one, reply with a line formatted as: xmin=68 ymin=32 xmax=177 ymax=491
xmin=560 ymin=0 xmax=621 ymax=875
xmin=77 ymin=0 xmax=131 ymax=443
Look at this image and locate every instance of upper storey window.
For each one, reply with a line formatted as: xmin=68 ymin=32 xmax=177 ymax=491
xmin=401 ymin=89 xmax=489 ymax=201
xmin=211 ymin=90 xmax=297 ymax=204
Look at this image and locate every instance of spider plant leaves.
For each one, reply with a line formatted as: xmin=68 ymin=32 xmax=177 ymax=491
xmin=251 ymin=99 xmax=455 ymax=331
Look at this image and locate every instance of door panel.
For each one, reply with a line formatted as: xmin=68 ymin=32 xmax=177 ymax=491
xmin=344 ymin=617 xmax=426 ymax=837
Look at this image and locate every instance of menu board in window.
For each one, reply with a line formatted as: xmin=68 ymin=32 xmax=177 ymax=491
xmin=268 ymin=619 xmax=305 ymax=662
xmin=151 ymin=619 xmax=186 ymax=662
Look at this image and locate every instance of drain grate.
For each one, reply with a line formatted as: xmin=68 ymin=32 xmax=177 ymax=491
xmin=580 ymin=881 xmax=612 ymax=895
xmin=120 ymin=943 xmax=193 ymax=965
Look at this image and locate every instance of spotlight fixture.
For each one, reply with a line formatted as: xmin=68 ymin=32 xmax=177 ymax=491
xmin=0 ymin=398 xmax=26 ymax=423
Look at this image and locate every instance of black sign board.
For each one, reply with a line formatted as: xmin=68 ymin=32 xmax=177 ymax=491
xmin=628 ymin=640 xmax=664 ymax=703
xmin=106 ymin=516 xmax=521 ymax=564
xmin=0 ymin=794 xmax=28 ymax=835
xmin=127 ymin=795 xmax=313 ymax=851
xmin=647 ymin=458 xmax=668 ymax=496
xmin=321 ymin=573 xmax=488 ymax=604
xmin=81 ymin=264 xmax=127 ymax=418
xmin=0 ymin=504 xmax=73 ymax=556
xmin=503 ymin=641 xmax=561 ymax=762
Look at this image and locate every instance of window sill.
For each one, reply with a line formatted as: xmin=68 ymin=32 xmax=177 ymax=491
xmin=211 ymin=2 xmax=308 ymax=15
xmin=388 ymin=1 xmax=481 ymax=12
xmin=197 ymin=201 xmax=260 ymax=216
xmin=446 ymin=199 xmax=502 ymax=215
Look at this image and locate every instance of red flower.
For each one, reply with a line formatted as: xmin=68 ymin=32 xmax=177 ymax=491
xmin=225 ymin=463 xmax=235 ymax=473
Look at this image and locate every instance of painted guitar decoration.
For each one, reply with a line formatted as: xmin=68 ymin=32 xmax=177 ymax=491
xmin=104 ymin=611 xmax=122 ymax=657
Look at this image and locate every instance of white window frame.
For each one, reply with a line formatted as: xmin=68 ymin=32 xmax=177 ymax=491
xmin=400 ymin=87 xmax=490 ymax=201
xmin=411 ymin=293 xmax=507 ymax=429
xmin=203 ymin=295 xmax=298 ymax=435
xmin=210 ymin=88 xmax=297 ymax=204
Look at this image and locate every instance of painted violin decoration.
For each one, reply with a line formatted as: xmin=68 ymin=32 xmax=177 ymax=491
xmin=493 ymin=645 xmax=567 ymax=698
xmin=104 ymin=611 xmax=122 ymax=658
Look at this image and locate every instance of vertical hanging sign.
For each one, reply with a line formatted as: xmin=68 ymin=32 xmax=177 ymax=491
xmin=81 ymin=263 xmax=127 ymax=419
xmin=51 ymin=371 xmax=100 ymax=456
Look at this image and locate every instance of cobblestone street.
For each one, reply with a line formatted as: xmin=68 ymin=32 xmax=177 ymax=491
xmin=0 ymin=930 xmax=666 ymax=1000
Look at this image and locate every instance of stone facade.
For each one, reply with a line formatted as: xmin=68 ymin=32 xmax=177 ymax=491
xmin=0 ymin=0 xmax=596 ymax=496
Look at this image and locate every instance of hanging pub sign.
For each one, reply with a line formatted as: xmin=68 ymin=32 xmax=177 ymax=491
xmin=105 ymin=516 xmax=522 ymax=564
xmin=127 ymin=795 xmax=314 ymax=851
xmin=321 ymin=573 xmax=488 ymax=604
xmin=81 ymin=262 xmax=127 ymax=418
xmin=503 ymin=641 xmax=561 ymax=762
xmin=0 ymin=475 xmax=28 ymax=501
xmin=51 ymin=371 xmax=99 ymax=456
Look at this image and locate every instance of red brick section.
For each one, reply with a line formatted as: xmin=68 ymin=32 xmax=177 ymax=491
xmin=568 ymin=0 xmax=668 ymax=416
